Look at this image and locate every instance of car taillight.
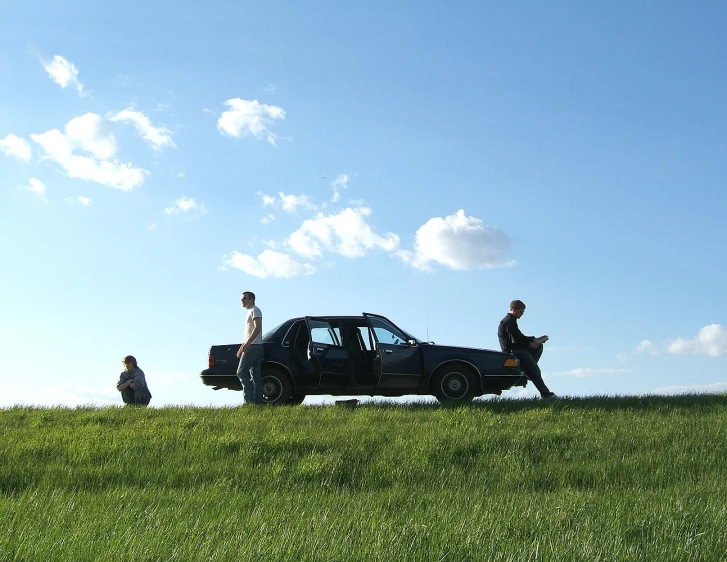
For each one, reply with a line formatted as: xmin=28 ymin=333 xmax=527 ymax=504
xmin=208 ymin=353 xmax=215 ymax=368
xmin=504 ymin=358 xmax=518 ymax=367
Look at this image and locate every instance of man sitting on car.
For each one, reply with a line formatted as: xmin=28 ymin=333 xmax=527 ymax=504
xmin=497 ymin=300 xmax=557 ymax=399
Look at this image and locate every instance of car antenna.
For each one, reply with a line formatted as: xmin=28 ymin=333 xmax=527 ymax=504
xmin=426 ymin=306 xmax=429 ymax=342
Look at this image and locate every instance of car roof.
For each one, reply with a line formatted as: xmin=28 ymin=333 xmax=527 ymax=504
xmin=287 ymin=316 xmax=373 ymax=322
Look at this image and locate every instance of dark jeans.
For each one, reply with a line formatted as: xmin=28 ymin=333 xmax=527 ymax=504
xmin=237 ymin=345 xmax=264 ymax=404
xmin=512 ymin=346 xmax=552 ymax=397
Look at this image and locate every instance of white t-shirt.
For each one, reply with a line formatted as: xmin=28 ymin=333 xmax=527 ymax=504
xmin=244 ymin=305 xmax=263 ymax=345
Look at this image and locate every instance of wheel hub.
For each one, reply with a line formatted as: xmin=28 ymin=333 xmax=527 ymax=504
xmin=442 ymin=372 xmax=468 ymax=399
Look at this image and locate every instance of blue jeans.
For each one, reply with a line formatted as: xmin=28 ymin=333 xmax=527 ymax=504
xmin=512 ymin=346 xmax=552 ymax=397
xmin=237 ymin=345 xmax=264 ymax=404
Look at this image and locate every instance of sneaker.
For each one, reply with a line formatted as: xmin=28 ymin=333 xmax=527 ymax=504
xmin=541 ymin=392 xmax=559 ymax=400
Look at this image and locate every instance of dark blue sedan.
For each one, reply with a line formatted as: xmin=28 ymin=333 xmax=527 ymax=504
xmin=200 ymin=313 xmax=527 ymax=404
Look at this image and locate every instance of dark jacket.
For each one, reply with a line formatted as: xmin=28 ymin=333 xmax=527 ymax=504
xmin=117 ymin=367 xmax=152 ymax=405
xmin=498 ymin=313 xmax=535 ymax=353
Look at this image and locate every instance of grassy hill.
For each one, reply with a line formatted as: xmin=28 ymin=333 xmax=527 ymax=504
xmin=2 ymin=395 xmax=726 ymax=561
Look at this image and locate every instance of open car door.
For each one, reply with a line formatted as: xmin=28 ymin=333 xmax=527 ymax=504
xmin=304 ymin=317 xmax=352 ymax=388
xmin=363 ymin=313 xmax=422 ymax=389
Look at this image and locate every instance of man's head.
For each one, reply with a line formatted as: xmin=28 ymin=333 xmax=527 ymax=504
xmin=241 ymin=291 xmax=256 ymax=309
xmin=122 ymin=355 xmax=137 ymax=372
xmin=509 ymin=299 xmax=526 ymax=318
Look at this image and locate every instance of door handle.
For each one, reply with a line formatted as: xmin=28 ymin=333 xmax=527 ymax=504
xmin=315 ymin=347 xmax=324 ymax=352
xmin=384 ymin=349 xmax=393 ymax=354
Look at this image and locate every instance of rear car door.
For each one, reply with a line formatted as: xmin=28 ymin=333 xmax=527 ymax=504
xmin=363 ymin=313 xmax=422 ymax=389
xmin=304 ymin=317 xmax=353 ymax=388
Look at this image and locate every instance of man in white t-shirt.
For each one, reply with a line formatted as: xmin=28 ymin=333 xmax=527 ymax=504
xmin=236 ymin=291 xmax=264 ymax=404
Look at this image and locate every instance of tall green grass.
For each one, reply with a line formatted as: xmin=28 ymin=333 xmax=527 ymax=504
xmin=1 ymin=395 xmax=726 ymax=561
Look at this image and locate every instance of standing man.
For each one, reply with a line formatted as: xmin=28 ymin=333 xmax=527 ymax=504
xmin=237 ymin=291 xmax=264 ymax=404
xmin=498 ymin=300 xmax=557 ymax=399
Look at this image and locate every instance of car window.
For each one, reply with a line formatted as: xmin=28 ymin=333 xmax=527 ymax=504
xmin=356 ymin=326 xmax=375 ymax=350
xmin=262 ymin=321 xmax=288 ymax=342
xmin=308 ymin=319 xmax=342 ymax=346
xmin=368 ymin=317 xmax=409 ymax=345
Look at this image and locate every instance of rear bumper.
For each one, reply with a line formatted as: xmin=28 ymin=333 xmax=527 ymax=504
xmin=200 ymin=369 xmax=242 ymax=391
xmin=480 ymin=372 xmax=528 ymax=394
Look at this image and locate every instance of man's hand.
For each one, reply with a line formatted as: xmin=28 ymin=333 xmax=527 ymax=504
xmin=237 ymin=343 xmax=250 ymax=358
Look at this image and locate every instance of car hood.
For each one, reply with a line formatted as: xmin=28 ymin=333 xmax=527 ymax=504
xmin=422 ymin=343 xmax=508 ymax=356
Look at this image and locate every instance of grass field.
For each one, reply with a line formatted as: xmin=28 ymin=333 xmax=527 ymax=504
xmin=1 ymin=394 xmax=726 ymax=561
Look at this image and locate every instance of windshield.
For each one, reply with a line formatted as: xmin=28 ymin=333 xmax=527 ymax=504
xmin=367 ymin=316 xmax=423 ymax=344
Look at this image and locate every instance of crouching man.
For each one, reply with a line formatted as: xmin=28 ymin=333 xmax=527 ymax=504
xmin=117 ymin=355 xmax=152 ymax=406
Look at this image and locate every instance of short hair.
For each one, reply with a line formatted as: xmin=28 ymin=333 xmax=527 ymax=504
xmin=122 ymin=355 xmax=137 ymax=368
xmin=242 ymin=291 xmax=256 ymax=303
xmin=510 ymin=300 xmax=526 ymax=311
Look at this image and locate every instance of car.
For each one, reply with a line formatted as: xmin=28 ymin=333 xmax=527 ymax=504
xmin=199 ymin=313 xmax=528 ymax=405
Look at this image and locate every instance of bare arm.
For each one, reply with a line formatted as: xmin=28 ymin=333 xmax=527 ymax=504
xmin=238 ymin=317 xmax=263 ymax=356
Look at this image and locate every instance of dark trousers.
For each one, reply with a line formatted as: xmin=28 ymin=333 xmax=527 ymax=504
xmin=512 ymin=346 xmax=552 ymax=397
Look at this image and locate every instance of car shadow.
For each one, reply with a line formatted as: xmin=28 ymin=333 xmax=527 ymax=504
xmin=346 ymin=393 xmax=727 ymax=414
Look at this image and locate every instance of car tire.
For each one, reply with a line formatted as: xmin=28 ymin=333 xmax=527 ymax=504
xmin=432 ymin=363 xmax=476 ymax=405
xmin=261 ymin=367 xmax=295 ymax=405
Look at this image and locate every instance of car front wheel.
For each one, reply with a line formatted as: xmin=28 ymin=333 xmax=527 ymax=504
xmin=261 ymin=367 xmax=295 ymax=405
xmin=432 ymin=364 xmax=476 ymax=405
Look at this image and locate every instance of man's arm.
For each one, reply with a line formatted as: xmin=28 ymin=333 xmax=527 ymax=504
xmin=238 ymin=317 xmax=262 ymax=356
xmin=117 ymin=379 xmax=133 ymax=391
xmin=506 ymin=316 xmax=535 ymax=348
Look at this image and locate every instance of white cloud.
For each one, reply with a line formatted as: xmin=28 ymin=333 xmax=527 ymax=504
xmin=0 ymin=381 xmax=116 ymax=407
xmin=636 ymin=325 xmax=727 ymax=358
xmin=261 ymin=214 xmax=275 ymax=224
xmin=32 ymin=129 xmax=146 ymax=191
xmin=65 ymin=113 xmax=117 ymax=159
xmin=331 ymin=174 xmax=349 ymax=203
xmin=165 ymin=195 xmax=206 ymax=215
xmin=397 ymin=209 xmax=514 ymax=271
xmin=31 ymin=114 xmax=147 ymax=191
xmin=42 ymin=55 xmax=84 ymax=95
xmin=0 ymin=134 xmax=32 ymax=161
xmin=279 ymin=192 xmax=317 ymax=213
xmin=287 ymin=207 xmax=400 ymax=259
xmin=666 ymin=324 xmax=727 ymax=358
xmin=653 ymin=382 xmax=727 ymax=396
xmin=109 ymin=108 xmax=176 ymax=151
xmin=23 ymin=177 xmax=46 ymax=195
xmin=553 ymin=367 xmax=629 ymax=378
xmin=217 ymin=98 xmax=285 ymax=145
xmin=64 ymin=196 xmax=91 ymax=206
xmin=261 ymin=194 xmax=276 ymax=206
xmin=636 ymin=340 xmax=659 ymax=355
xmin=223 ymin=249 xmax=315 ymax=278
xmin=154 ymin=371 xmax=189 ymax=386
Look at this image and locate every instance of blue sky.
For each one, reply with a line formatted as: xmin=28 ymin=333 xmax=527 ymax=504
xmin=1 ymin=1 xmax=726 ymax=407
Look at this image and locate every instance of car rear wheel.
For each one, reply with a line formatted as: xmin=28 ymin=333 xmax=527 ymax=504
xmin=261 ymin=367 xmax=295 ymax=405
xmin=433 ymin=364 xmax=476 ymax=405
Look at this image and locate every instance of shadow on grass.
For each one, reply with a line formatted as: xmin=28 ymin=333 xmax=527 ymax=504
xmin=352 ymin=393 xmax=727 ymax=414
